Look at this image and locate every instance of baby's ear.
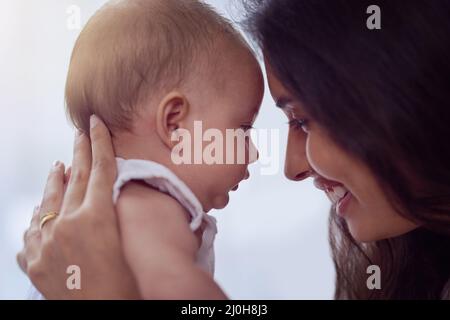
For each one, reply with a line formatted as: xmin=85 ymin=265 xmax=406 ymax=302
xmin=156 ymin=91 xmax=190 ymax=148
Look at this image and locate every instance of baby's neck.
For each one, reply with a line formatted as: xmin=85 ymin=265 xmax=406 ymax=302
xmin=112 ymin=130 xmax=170 ymax=166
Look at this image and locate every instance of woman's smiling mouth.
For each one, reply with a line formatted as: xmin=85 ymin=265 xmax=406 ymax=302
xmin=313 ymin=177 xmax=353 ymax=216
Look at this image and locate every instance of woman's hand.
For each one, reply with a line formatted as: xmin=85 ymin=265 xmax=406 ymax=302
xmin=17 ymin=115 xmax=140 ymax=299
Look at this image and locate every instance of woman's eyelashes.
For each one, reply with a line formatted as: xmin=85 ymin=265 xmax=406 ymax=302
xmin=287 ymin=118 xmax=309 ymax=133
xmin=240 ymin=124 xmax=255 ymax=132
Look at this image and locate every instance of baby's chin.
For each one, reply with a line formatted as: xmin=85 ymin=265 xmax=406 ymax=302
xmin=208 ymin=193 xmax=230 ymax=211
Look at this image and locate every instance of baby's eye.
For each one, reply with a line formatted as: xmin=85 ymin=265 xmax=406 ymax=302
xmin=287 ymin=118 xmax=310 ymax=133
xmin=240 ymin=125 xmax=254 ymax=132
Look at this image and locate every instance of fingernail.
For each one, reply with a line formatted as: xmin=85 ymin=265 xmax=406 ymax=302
xmin=53 ymin=160 xmax=61 ymax=167
xmin=90 ymin=114 xmax=99 ymax=129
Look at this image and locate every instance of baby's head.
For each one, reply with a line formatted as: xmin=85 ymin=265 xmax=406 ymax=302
xmin=66 ymin=0 xmax=264 ymax=211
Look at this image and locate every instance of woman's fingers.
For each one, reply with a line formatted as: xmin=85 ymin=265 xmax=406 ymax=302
xmin=29 ymin=205 xmax=41 ymax=234
xmin=63 ymin=166 xmax=72 ymax=194
xmin=61 ymin=131 xmax=92 ymax=214
xmin=16 ymin=115 xmax=140 ymax=299
xmin=64 ymin=166 xmax=72 ymax=185
xmin=39 ymin=162 xmax=66 ymax=239
xmin=85 ymin=115 xmax=117 ymax=212
xmin=17 ymin=206 xmax=41 ymax=273
xmin=16 ymin=251 xmax=27 ymax=273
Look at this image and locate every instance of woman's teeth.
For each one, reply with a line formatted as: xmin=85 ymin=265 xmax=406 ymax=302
xmin=325 ymin=185 xmax=349 ymax=204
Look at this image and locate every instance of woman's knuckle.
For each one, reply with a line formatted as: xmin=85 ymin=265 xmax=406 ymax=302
xmin=17 ymin=260 xmax=26 ymax=273
xmin=16 ymin=251 xmax=26 ymax=269
xmin=93 ymin=157 xmax=110 ymax=172
xmin=42 ymin=191 xmax=59 ymax=205
xmin=79 ymin=203 xmax=95 ymax=217
xmin=23 ymin=229 xmax=29 ymax=242
xmin=24 ymin=228 xmax=40 ymax=244
xmin=71 ymin=169 xmax=88 ymax=184
xmin=27 ymin=260 xmax=43 ymax=281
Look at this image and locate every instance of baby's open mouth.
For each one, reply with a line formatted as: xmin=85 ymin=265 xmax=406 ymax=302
xmin=231 ymin=171 xmax=250 ymax=192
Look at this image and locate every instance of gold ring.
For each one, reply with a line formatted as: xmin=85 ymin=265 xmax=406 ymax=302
xmin=39 ymin=212 xmax=59 ymax=230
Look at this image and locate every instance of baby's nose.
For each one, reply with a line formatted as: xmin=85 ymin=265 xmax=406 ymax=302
xmin=248 ymin=143 xmax=259 ymax=164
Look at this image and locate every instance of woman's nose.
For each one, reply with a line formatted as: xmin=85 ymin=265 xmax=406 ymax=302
xmin=286 ymin=168 xmax=313 ymax=181
xmin=284 ymin=131 xmax=312 ymax=181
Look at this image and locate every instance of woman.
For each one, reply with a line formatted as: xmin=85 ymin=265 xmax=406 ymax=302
xmin=246 ymin=0 xmax=450 ymax=299
xmin=18 ymin=0 xmax=450 ymax=299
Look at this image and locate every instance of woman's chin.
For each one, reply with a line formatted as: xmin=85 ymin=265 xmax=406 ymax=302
xmin=347 ymin=220 xmax=420 ymax=243
xmin=346 ymin=219 xmax=380 ymax=243
xmin=348 ymin=229 xmax=375 ymax=243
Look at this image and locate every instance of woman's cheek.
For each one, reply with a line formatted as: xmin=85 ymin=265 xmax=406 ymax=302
xmin=306 ymin=131 xmax=340 ymax=179
xmin=305 ymin=132 xmax=326 ymax=176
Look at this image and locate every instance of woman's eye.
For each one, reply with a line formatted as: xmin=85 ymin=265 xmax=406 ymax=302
xmin=287 ymin=118 xmax=309 ymax=132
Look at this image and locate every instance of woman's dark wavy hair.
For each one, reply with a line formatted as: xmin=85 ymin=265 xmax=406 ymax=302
xmin=242 ymin=0 xmax=450 ymax=299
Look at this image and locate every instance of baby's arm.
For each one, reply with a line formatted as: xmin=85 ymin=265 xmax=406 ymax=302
xmin=116 ymin=181 xmax=227 ymax=299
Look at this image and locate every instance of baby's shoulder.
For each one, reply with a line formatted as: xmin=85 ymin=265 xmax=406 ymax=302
xmin=116 ymin=181 xmax=191 ymax=223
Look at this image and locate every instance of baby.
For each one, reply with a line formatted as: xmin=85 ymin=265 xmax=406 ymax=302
xmin=34 ymin=0 xmax=263 ymax=299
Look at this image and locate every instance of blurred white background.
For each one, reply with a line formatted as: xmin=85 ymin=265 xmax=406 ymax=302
xmin=0 ymin=0 xmax=334 ymax=299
